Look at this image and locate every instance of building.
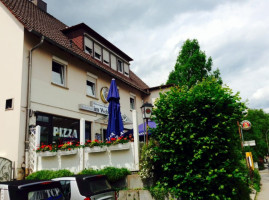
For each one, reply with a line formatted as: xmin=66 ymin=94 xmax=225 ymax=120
xmin=0 ymin=0 xmax=172 ymax=179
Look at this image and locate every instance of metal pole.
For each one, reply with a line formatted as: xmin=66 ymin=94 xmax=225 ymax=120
xmin=146 ymin=118 xmax=149 ymax=146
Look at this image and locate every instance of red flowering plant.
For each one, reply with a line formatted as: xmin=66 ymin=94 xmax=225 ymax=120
xmin=84 ymin=139 xmax=105 ymax=148
xmin=109 ymin=136 xmax=129 ymax=145
xmin=57 ymin=141 xmax=81 ymax=151
xmin=36 ymin=143 xmax=57 ymax=153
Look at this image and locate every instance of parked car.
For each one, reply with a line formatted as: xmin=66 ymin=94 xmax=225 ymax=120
xmin=53 ymin=175 xmax=117 ymax=200
xmin=0 ymin=180 xmax=65 ymax=200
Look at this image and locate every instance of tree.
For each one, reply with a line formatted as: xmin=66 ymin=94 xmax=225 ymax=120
xmin=243 ymin=109 xmax=269 ymax=167
xmin=167 ymin=39 xmax=222 ymax=88
xmin=150 ymin=79 xmax=250 ymax=199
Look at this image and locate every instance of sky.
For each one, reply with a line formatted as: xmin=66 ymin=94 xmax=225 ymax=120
xmin=44 ymin=0 xmax=269 ymax=112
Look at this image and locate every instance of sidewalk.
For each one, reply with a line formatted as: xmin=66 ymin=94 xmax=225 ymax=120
xmin=256 ymin=169 xmax=269 ymax=200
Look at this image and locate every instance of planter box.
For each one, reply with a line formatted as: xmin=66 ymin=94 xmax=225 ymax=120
xmin=85 ymin=146 xmax=107 ymax=153
xmin=108 ymin=143 xmax=130 ymax=151
xmin=37 ymin=151 xmax=57 ymax=157
xmin=58 ymin=149 xmax=78 ymax=156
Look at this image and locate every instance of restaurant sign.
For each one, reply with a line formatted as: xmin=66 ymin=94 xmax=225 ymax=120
xmin=241 ymin=120 xmax=251 ymax=131
xmin=79 ymin=101 xmax=108 ymax=115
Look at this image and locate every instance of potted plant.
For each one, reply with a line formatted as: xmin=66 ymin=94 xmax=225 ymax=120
xmin=36 ymin=144 xmax=57 ymax=157
xmin=57 ymin=141 xmax=80 ymax=156
xmin=84 ymin=140 xmax=107 ymax=153
xmin=107 ymin=137 xmax=130 ymax=151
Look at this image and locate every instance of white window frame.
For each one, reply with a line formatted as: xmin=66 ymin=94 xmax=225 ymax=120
xmin=124 ymin=62 xmax=129 ymax=76
xmin=86 ymin=72 xmax=98 ymax=98
xmin=117 ymin=59 xmax=123 ymax=73
xmin=103 ymin=49 xmax=110 ymax=66
xmin=94 ymin=43 xmax=102 ymax=61
xmin=130 ymin=93 xmax=136 ymax=110
xmin=84 ymin=37 xmax=93 ymax=55
xmin=52 ymin=56 xmax=67 ymax=87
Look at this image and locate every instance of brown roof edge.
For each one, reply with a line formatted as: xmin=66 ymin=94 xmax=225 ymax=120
xmin=62 ymin=23 xmax=133 ymax=62
xmin=29 ymin=29 xmax=149 ymax=94
xmin=148 ymin=84 xmax=174 ymax=91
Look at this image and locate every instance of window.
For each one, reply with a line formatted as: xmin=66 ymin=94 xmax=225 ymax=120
xmin=5 ymin=98 xmax=13 ymax=110
xmin=117 ymin=59 xmax=123 ymax=73
xmin=52 ymin=60 xmax=66 ymax=87
xmin=94 ymin=43 xmax=102 ymax=60
xmin=85 ymin=121 xmax=91 ymax=141
xmin=36 ymin=113 xmax=80 ymax=145
xmin=110 ymin=54 xmax=117 ymax=70
xmin=130 ymin=96 xmax=135 ymax=110
xmin=85 ymin=37 xmax=93 ymax=55
xmin=124 ymin=62 xmax=129 ymax=76
xmin=86 ymin=72 xmax=97 ymax=97
xmin=103 ymin=49 xmax=110 ymax=65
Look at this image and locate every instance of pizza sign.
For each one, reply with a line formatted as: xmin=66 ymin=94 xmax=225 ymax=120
xmin=241 ymin=120 xmax=251 ymax=131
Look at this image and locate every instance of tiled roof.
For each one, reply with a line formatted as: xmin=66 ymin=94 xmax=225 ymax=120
xmin=0 ymin=0 xmax=149 ymax=92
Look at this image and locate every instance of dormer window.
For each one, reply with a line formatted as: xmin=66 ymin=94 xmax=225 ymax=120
xmin=118 ymin=59 xmax=123 ymax=73
xmin=124 ymin=62 xmax=129 ymax=76
xmin=94 ymin=43 xmax=102 ymax=61
xmin=103 ymin=49 xmax=110 ymax=66
xmin=84 ymin=37 xmax=93 ymax=55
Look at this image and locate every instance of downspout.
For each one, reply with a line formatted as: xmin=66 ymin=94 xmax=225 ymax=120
xmin=25 ymin=35 xmax=44 ymax=176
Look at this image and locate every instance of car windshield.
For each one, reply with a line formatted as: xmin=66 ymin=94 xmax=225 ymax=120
xmin=28 ymin=188 xmax=65 ymax=200
xmin=78 ymin=177 xmax=112 ymax=196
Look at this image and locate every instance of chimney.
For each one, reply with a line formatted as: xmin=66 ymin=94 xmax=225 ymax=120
xmin=31 ymin=0 xmax=47 ymax=12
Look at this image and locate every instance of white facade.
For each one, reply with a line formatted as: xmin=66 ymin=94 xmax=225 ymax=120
xmin=0 ymin=2 xmax=147 ymax=179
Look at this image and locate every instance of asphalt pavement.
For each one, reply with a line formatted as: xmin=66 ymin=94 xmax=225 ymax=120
xmin=256 ymin=168 xmax=269 ymax=200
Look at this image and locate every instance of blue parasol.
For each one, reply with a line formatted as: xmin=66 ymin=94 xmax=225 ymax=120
xmin=106 ymin=79 xmax=124 ymax=140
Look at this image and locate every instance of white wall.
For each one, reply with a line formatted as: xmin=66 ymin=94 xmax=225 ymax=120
xmin=0 ymin=2 xmax=25 ymax=176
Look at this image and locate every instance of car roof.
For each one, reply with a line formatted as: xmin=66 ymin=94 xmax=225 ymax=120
xmin=53 ymin=174 xmax=106 ymax=181
xmin=0 ymin=180 xmax=60 ymax=189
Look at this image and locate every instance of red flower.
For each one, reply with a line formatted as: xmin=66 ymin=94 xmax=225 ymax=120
xmin=124 ymin=138 xmax=127 ymax=140
xmin=68 ymin=148 xmax=71 ymax=151
xmin=94 ymin=139 xmax=99 ymax=143
xmin=111 ymin=138 xmax=116 ymax=141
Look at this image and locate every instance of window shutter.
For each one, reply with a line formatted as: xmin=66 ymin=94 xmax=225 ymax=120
xmin=103 ymin=49 xmax=109 ymax=64
xmin=111 ymin=54 xmax=117 ymax=70
xmin=85 ymin=37 xmax=93 ymax=49
xmin=124 ymin=63 xmax=129 ymax=76
xmin=94 ymin=43 xmax=101 ymax=55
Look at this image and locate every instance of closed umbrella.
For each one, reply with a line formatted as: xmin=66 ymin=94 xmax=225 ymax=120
xmin=106 ymin=79 xmax=124 ymax=140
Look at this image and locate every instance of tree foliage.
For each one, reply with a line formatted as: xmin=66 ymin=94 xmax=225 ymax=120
xmin=150 ymin=79 xmax=250 ymax=199
xmin=167 ymin=39 xmax=222 ymax=88
xmin=243 ymin=109 xmax=269 ymax=163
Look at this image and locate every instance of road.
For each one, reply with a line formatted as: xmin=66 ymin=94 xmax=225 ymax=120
xmin=257 ymin=169 xmax=269 ymax=200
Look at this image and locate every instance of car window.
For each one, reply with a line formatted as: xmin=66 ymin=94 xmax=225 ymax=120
xmin=28 ymin=188 xmax=65 ymax=200
xmin=78 ymin=177 xmax=112 ymax=196
xmin=59 ymin=181 xmax=71 ymax=200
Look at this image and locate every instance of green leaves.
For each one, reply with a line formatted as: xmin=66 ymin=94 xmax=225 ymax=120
xmin=149 ymin=78 xmax=250 ymax=199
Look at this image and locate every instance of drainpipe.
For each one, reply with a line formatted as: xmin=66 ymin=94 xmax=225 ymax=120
xmin=25 ymin=35 xmax=44 ymax=176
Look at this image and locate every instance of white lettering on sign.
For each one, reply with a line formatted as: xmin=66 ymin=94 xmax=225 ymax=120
xmin=53 ymin=127 xmax=78 ymax=138
xmin=79 ymin=102 xmax=108 ymax=115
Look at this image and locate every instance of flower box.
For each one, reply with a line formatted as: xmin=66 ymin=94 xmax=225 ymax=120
xmin=85 ymin=146 xmax=107 ymax=153
xmin=57 ymin=149 xmax=78 ymax=156
xmin=108 ymin=143 xmax=130 ymax=151
xmin=37 ymin=151 xmax=57 ymax=157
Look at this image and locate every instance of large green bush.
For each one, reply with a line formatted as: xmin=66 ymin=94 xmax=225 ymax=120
xmin=26 ymin=169 xmax=74 ymax=180
xmin=150 ymin=79 xmax=250 ymax=200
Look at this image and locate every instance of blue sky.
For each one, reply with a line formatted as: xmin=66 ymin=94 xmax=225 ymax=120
xmin=45 ymin=0 xmax=269 ymax=112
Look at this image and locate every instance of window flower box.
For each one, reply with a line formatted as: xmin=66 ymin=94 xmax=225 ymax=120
xmin=108 ymin=142 xmax=130 ymax=151
xmin=57 ymin=148 xmax=78 ymax=156
xmin=84 ymin=146 xmax=107 ymax=153
xmin=37 ymin=151 xmax=57 ymax=157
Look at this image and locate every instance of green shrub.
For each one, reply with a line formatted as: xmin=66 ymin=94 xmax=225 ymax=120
xmin=78 ymin=167 xmax=131 ymax=183
xmin=252 ymin=169 xmax=261 ymax=192
xmin=26 ymin=169 xmax=74 ymax=180
xmin=151 ymin=79 xmax=250 ymax=200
